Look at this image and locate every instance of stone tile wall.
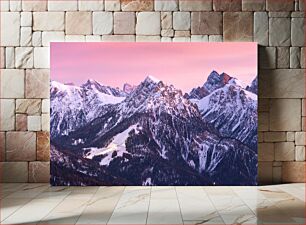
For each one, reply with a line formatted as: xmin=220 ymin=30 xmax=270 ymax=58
xmin=0 ymin=0 xmax=305 ymax=184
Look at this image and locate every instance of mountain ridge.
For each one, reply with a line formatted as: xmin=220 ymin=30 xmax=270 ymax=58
xmin=50 ymin=71 xmax=258 ymax=186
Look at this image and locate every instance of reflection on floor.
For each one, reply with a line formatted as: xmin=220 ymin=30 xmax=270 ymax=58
xmin=0 ymin=183 xmax=305 ymax=224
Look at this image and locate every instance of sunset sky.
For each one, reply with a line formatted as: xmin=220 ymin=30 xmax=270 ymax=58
xmin=51 ymin=42 xmax=257 ymax=93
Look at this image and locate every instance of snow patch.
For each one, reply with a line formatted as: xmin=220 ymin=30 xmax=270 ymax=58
xmin=83 ymin=124 xmax=139 ymax=166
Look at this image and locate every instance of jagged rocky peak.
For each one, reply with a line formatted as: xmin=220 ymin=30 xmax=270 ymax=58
xmin=188 ymin=70 xmax=233 ymax=99
xmin=123 ymin=83 xmax=137 ymax=94
xmin=246 ymin=76 xmax=258 ymax=94
xmin=204 ymin=70 xmax=233 ymax=93
xmin=143 ymin=75 xmax=161 ymax=84
xmin=81 ymin=79 xmax=125 ymax=97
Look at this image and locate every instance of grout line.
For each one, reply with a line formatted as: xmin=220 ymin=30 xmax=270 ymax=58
xmin=105 ymin=186 xmax=126 ymax=225
xmin=202 ymin=186 xmax=227 ymax=225
xmin=174 ymin=186 xmax=184 ymax=224
xmin=145 ymin=186 xmax=152 ymax=225
xmin=75 ymin=186 xmax=100 ymax=224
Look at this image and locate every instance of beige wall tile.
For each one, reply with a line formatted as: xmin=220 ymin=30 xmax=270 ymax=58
xmin=258 ymin=162 xmax=273 ymax=185
xmin=0 ymin=132 xmax=5 ymax=161
xmin=78 ymin=0 xmax=104 ymax=11
xmin=25 ymin=69 xmax=50 ymax=98
xmin=258 ymin=143 xmax=274 ymax=161
xmin=213 ymin=0 xmax=241 ymax=11
xmin=173 ymin=12 xmax=190 ymax=31
xmin=16 ymin=99 xmax=41 ymax=115
xmin=121 ymin=0 xmax=153 ymax=11
xmin=42 ymin=32 xmax=65 ymax=47
xmin=295 ymin=132 xmax=305 ymax=146
xmin=20 ymin=27 xmax=32 ymax=47
xmin=41 ymin=114 xmax=50 ymax=131
xmin=29 ymin=161 xmax=50 ymax=182
xmin=259 ymin=69 xmax=304 ymax=98
xmin=136 ymin=12 xmax=160 ymax=35
xmin=191 ymin=12 xmax=222 ymax=35
xmin=155 ymin=0 xmax=178 ymax=11
xmin=242 ymin=0 xmax=265 ymax=11
xmin=41 ymin=99 xmax=50 ymax=113
xmin=0 ymin=162 xmax=28 ymax=182
xmin=295 ymin=146 xmax=305 ymax=161
xmin=0 ymin=47 xmax=4 ymax=69
xmin=66 ymin=12 xmax=92 ymax=35
xmin=179 ymin=0 xmax=212 ymax=11
xmin=15 ymin=47 xmax=33 ymax=68
xmin=0 ymin=69 xmax=24 ymax=98
xmin=114 ymin=12 xmax=135 ymax=35
xmin=269 ymin=18 xmax=291 ymax=46
xmin=65 ymin=35 xmax=86 ymax=42
xmin=16 ymin=114 xmax=27 ymax=131
xmin=5 ymin=47 xmax=15 ymax=69
xmin=223 ymin=12 xmax=253 ymax=41
xmin=0 ymin=99 xmax=15 ymax=131
xmin=276 ymin=47 xmax=290 ymax=68
xmin=102 ymin=35 xmax=135 ymax=42
xmin=264 ymin=132 xmax=286 ymax=142
xmin=105 ymin=0 xmax=120 ymax=11
xmin=33 ymin=47 xmax=50 ymax=68
xmin=37 ymin=131 xmax=50 ymax=161
xmin=48 ymin=0 xmax=77 ymax=11
xmin=33 ymin=12 xmax=65 ymax=31
xmin=21 ymin=12 xmax=32 ymax=27
xmin=254 ymin=12 xmax=268 ymax=46
xmin=282 ymin=162 xmax=305 ymax=182
xmin=1 ymin=12 xmax=20 ymax=46
xmin=22 ymin=0 xmax=47 ymax=11
xmin=6 ymin=131 xmax=36 ymax=161
xmin=93 ymin=12 xmax=113 ymax=35
xmin=10 ymin=0 xmax=21 ymax=12
xmin=287 ymin=132 xmax=295 ymax=142
xmin=27 ymin=115 xmax=41 ymax=131
xmin=266 ymin=0 xmax=294 ymax=11
xmin=270 ymin=99 xmax=301 ymax=131
xmin=275 ymin=142 xmax=295 ymax=161
xmin=136 ymin=36 xmax=161 ymax=42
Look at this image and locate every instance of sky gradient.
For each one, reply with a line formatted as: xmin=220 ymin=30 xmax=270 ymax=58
xmin=51 ymin=42 xmax=257 ymax=93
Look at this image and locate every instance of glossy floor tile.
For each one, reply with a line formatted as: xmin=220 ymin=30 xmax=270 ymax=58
xmin=0 ymin=183 xmax=305 ymax=224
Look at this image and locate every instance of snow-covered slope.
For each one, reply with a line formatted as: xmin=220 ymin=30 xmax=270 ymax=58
xmin=51 ymin=73 xmax=258 ymax=186
xmin=50 ymin=80 xmax=125 ymax=137
xmin=191 ymin=84 xmax=257 ymax=149
xmin=188 ymin=71 xmax=233 ymax=99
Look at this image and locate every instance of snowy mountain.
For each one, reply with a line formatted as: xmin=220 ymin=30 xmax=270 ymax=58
xmin=189 ymin=71 xmax=257 ymax=149
xmin=188 ymin=71 xmax=232 ymax=99
xmin=246 ymin=76 xmax=258 ymax=94
xmin=51 ymin=73 xmax=258 ymax=186
xmin=50 ymin=80 xmax=125 ymax=138
xmin=123 ymin=83 xmax=137 ymax=94
xmin=191 ymin=84 xmax=257 ymax=149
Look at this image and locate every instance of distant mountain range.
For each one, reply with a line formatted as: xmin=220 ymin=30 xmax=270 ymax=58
xmin=50 ymin=71 xmax=258 ymax=186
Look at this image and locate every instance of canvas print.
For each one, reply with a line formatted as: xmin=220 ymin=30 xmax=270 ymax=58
xmin=50 ymin=43 xmax=258 ymax=186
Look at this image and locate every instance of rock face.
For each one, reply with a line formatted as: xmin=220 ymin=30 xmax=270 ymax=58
xmin=50 ymin=72 xmax=258 ymax=186
xmin=186 ymin=70 xmax=233 ymax=99
xmin=50 ymin=79 xmax=126 ymax=138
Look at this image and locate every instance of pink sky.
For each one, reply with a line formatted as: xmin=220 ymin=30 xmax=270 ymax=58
xmin=51 ymin=42 xmax=257 ymax=93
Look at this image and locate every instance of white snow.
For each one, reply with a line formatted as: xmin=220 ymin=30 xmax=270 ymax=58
xmin=143 ymin=177 xmax=152 ymax=185
xmin=146 ymin=75 xmax=160 ymax=83
xmin=228 ymin=78 xmax=247 ymax=89
xmin=83 ymin=124 xmax=138 ymax=165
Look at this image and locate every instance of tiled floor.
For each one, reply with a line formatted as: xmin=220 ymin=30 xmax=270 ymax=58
xmin=0 ymin=183 xmax=305 ymax=224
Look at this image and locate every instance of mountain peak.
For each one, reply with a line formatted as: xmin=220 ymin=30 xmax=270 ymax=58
xmin=123 ymin=83 xmax=137 ymax=94
xmin=83 ymin=79 xmax=100 ymax=86
xmin=204 ymin=70 xmax=233 ymax=93
xmin=144 ymin=75 xmax=160 ymax=83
